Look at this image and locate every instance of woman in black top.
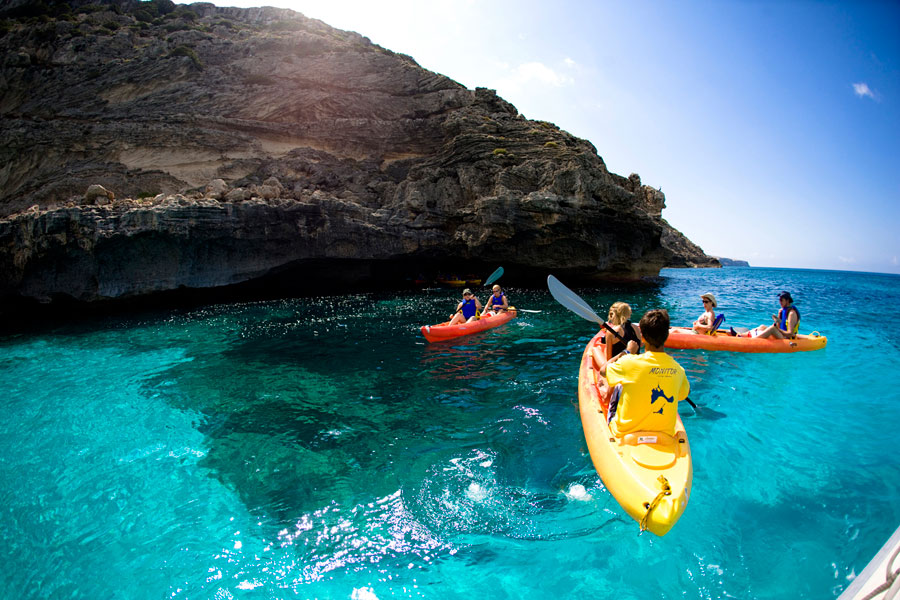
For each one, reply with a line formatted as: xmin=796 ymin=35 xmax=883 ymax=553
xmin=606 ymin=301 xmax=642 ymax=356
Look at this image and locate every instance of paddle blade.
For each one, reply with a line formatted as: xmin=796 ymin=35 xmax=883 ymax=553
xmin=484 ymin=266 xmax=504 ymax=286
xmin=547 ymin=275 xmax=604 ymax=325
xmin=517 ymin=309 xmax=542 ymax=313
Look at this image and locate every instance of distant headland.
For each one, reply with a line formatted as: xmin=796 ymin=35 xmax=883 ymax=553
xmin=714 ymin=257 xmax=751 ymax=267
xmin=0 ymin=0 xmax=719 ymax=310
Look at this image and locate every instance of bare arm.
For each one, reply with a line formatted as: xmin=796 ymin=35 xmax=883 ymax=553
xmin=784 ymin=310 xmax=799 ymax=338
xmin=599 ymin=349 xmax=631 ymax=376
xmin=694 ymin=311 xmax=714 ymax=332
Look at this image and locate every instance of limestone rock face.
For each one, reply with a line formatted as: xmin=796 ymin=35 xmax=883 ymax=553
xmin=0 ymin=0 xmax=717 ymax=305
xmin=660 ymin=220 xmax=721 ymax=268
xmin=84 ymin=184 xmax=114 ymax=205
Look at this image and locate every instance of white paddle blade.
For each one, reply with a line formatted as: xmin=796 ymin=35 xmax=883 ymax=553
xmin=546 ymin=275 xmax=604 ymax=325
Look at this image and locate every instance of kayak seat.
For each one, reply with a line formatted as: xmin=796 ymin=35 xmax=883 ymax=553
xmin=620 ymin=430 xmax=685 ymax=469
xmin=708 ymin=313 xmax=725 ymax=335
xmin=630 ymin=443 xmax=677 ymax=469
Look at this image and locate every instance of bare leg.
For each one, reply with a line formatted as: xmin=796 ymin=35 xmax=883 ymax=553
xmin=449 ymin=313 xmax=464 ymax=325
xmin=755 ymin=325 xmax=785 ymax=339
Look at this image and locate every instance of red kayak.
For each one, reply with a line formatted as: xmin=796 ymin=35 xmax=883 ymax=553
xmin=420 ymin=309 xmax=517 ymax=343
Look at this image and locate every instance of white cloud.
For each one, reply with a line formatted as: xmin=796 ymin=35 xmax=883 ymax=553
xmin=516 ymin=62 xmax=574 ymax=86
xmin=564 ymin=57 xmax=576 ymax=68
xmin=891 ymin=256 xmax=899 ymax=266
xmin=838 ymin=255 xmax=856 ymax=264
xmin=493 ymin=62 xmax=575 ymax=94
xmin=852 ymin=82 xmax=875 ymax=99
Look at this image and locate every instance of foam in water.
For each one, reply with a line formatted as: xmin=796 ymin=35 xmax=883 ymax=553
xmin=565 ymin=483 xmax=591 ymax=501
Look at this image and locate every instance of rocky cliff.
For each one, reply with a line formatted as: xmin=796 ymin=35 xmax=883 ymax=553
xmin=0 ymin=0 xmax=718 ymax=307
xmin=661 ymin=222 xmax=721 ymax=268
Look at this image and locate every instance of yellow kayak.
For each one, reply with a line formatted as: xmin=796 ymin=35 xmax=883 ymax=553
xmin=436 ymin=278 xmax=467 ymax=287
xmin=578 ymin=330 xmax=692 ymax=536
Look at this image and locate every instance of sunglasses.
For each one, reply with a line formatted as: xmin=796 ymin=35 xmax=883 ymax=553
xmin=702 ymin=299 xmax=711 ymax=304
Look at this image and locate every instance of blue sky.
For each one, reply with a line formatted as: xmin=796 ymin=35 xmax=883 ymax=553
xmin=186 ymin=0 xmax=900 ymax=274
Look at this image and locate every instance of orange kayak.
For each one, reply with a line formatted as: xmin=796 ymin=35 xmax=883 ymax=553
xmin=420 ymin=309 xmax=517 ymax=342
xmin=579 ymin=330 xmax=692 ymax=536
xmin=665 ymin=327 xmax=827 ymax=353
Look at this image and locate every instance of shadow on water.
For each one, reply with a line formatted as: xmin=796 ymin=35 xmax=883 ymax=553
xmin=680 ymin=402 xmax=729 ymax=421
xmin=137 ymin=303 xmax=536 ymax=525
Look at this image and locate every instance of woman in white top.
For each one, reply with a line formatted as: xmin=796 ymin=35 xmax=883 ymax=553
xmin=692 ymin=293 xmax=717 ymax=334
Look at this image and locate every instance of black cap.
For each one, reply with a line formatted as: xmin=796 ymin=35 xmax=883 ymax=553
xmin=778 ymin=291 xmax=793 ymax=302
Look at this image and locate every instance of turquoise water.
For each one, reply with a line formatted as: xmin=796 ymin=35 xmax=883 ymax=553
xmin=2 ymin=266 xmax=899 ymax=599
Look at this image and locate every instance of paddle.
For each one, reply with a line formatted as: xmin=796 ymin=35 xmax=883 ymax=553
xmin=484 ymin=266 xmax=504 ymax=287
xmin=548 ymin=275 xmax=701 ymax=414
xmin=547 ymin=275 xmax=618 ymax=336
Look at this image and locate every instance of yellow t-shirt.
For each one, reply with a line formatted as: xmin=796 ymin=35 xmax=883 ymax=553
xmin=606 ymin=351 xmax=690 ymax=437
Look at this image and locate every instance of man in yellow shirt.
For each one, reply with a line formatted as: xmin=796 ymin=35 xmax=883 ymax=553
xmin=601 ymin=309 xmax=690 ymax=437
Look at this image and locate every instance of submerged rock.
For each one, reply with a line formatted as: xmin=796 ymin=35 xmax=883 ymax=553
xmin=0 ymin=0 xmax=718 ymax=307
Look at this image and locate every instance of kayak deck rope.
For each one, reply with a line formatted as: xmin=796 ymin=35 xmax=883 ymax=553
xmin=859 ymin=543 xmax=900 ymax=600
xmin=639 ymin=475 xmax=672 ymax=533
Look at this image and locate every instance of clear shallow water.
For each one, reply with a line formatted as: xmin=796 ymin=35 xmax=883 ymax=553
xmin=1 ymin=266 xmax=899 ymax=599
